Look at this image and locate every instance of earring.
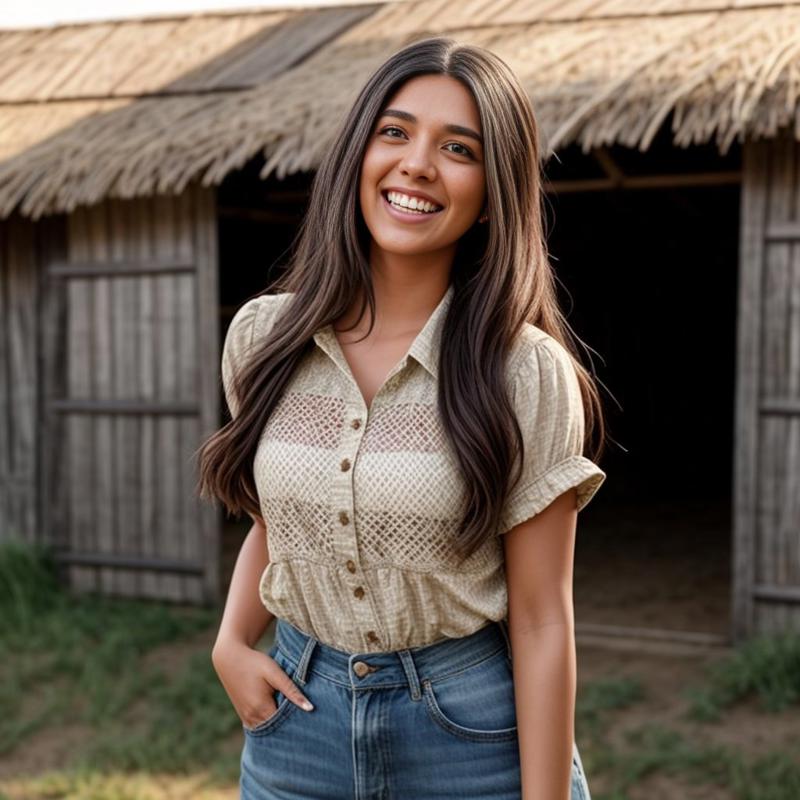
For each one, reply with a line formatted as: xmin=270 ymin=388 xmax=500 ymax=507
xmin=479 ymin=214 xmax=489 ymax=223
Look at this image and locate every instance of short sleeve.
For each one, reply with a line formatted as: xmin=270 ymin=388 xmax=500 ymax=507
xmin=221 ymin=298 xmax=262 ymax=419
xmin=221 ymin=292 xmax=294 ymax=419
xmin=497 ymin=337 xmax=606 ymax=535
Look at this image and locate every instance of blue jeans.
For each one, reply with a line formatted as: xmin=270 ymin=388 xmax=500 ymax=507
xmin=240 ymin=617 xmax=592 ymax=799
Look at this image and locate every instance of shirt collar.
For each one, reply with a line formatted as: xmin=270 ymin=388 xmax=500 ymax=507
xmin=313 ymin=283 xmax=454 ymax=379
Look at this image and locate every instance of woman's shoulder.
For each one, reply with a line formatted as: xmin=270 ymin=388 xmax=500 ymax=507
xmin=223 ymin=292 xmax=292 ymax=372
xmin=221 ymin=292 xmax=294 ymax=418
xmin=507 ymin=322 xmax=573 ymax=380
xmin=226 ymin=292 xmax=294 ymax=350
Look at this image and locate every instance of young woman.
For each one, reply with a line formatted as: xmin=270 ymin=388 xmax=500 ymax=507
xmin=199 ymin=35 xmax=607 ymax=800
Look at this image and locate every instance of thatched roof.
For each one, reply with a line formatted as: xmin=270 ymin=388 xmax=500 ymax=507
xmin=1 ymin=0 xmax=799 ymax=218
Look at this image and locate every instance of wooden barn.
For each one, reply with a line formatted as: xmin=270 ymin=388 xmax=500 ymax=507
xmin=1 ymin=0 xmax=799 ymax=646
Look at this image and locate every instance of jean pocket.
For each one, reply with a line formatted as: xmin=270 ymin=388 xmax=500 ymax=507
xmin=571 ymin=744 xmax=592 ymax=800
xmin=243 ymin=645 xmax=300 ymax=737
xmin=421 ymin=647 xmax=518 ymax=742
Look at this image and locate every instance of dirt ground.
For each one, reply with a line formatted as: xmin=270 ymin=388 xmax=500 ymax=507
xmin=574 ymin=495 xmax=732 ymax=637
xmin=575 ymin=636 xmax=800 ymax=799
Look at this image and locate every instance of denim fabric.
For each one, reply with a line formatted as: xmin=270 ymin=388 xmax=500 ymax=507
xmin=240 ymin=617 xmax=592 ymax=800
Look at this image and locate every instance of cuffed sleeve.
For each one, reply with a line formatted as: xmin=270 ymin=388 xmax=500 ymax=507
xmin=497 ymin=336 xmax=606 ymax=535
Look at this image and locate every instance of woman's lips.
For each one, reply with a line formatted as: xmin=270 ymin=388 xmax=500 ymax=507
xmin=381 ymin=191 xmax=443 ymax=224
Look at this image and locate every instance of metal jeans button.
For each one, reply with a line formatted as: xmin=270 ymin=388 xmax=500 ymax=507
xmin=353 ymin=661 xmax=370 ymax=678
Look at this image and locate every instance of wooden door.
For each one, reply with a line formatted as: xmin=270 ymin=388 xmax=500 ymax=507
xmin=734 ymin=133 xmax=800 ymax=641
xmin=41 ymin=186 xmax=220 ymax=603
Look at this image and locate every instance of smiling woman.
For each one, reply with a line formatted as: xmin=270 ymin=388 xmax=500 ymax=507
xmin=199 ymin=34 xmax=606 ymax=800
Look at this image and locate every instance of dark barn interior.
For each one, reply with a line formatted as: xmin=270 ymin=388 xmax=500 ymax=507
xmin=217 ymin=117 xmax=742 ymax=642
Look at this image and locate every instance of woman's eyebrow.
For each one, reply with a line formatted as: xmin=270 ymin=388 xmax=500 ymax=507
xmin=379 ymin=108 xmax=483 ymax=145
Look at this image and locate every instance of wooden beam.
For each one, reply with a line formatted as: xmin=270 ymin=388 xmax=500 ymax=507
xmin=544 ymin=170 xmax=741 ymax=193
xmin=54 ymin=551 xmax=205 ymax=574
xmin=765 ymin=222 xmax=800 ymax=241
xmin=50 ymin=399 xmax=199 ymax=415
xmin=592 ymin=147 xmax=626 ymax=181
xmin=761 ymin=396 xmax=800 ymax=415
xmin=48 ymin=261 xmax=196 ymax=278
xmin=575 ymin=621 xmax=730 ymax=647
xmin=218 ymin=206 xmax=304 ymax=223
xmin=752 ymin=584 xmax=800 ymax=604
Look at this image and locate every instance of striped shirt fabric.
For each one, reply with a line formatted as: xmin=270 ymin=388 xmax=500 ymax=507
xmin=221 ymin=283 xmax=606 ymax=653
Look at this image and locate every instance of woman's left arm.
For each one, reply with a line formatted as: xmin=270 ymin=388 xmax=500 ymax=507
xmin=502 ymin=486 xmax=579 ymax=800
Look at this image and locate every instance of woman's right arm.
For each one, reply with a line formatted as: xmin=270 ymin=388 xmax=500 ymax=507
xmin=213 ymin=516 xmax=274 ymax=650
xmin=211 ymin=516 xmax=314 ymax=725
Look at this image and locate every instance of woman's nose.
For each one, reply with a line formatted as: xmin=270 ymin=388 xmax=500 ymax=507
xmin=398 ymin=138 xmax=436 ymax=178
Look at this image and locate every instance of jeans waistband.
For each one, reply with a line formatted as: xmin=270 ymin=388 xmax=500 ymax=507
xmin=273 ymin=618 xmax=513 ymax=698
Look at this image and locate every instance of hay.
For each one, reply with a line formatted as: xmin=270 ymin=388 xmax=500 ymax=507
xmin=2 ymin=0 xmax=800 ymax=217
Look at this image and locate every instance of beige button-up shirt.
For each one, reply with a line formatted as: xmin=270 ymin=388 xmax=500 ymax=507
xmin=221 ymin=283 xmax=606 ymax=653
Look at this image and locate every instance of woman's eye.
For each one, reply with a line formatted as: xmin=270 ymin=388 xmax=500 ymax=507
xmin=377 ymin=127 xmax=474 ymax=158
xmin=446 ymin=142 xmax=474 ymax=158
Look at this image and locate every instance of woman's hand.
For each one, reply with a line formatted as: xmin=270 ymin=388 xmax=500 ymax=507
xmin=212 ymin=637 xmax=314 ymax=729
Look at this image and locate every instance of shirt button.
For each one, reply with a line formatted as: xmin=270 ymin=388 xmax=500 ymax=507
xmin=354 ymin=586 xmax=365 ymax=599
xmin=366 ymin=630 xmax=379 ymax=644
xmin=340 ymin=458 xmax=351 ymax=471
xmin=346 ymin=559 xmax=357 ymax=573
xmin=351 ymin=419 xmax=361 ymax=429
xmin=339 ymin=510 xmax=350 ymax=525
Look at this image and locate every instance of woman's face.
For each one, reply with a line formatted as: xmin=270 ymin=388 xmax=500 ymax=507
xmin=358 ymin=73 xmax=487 ymax=260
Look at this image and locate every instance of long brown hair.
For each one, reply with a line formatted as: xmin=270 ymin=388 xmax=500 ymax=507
xmin=196 ymin=35 xmax=607 ymax=561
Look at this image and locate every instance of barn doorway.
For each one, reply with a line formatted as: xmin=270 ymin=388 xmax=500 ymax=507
xmin=545 ymin=122 xmax=742 ymax=644
xmin=216 ymin=164 xmax=314 ymax=597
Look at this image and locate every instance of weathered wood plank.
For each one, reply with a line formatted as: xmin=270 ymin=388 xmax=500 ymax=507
xmin=37 ymin=215 xmax=69 ymax=558
xmin=0 ymin=219 xmax=7 ymax=536
xmin=153 ymin=193 xmax=182 ymax=602
xmin=194 ymin=185 xmax=221 ymax=604
xmin=135 ymin=197 xmax=160 ymax=600
xmin=44 ymin=186 xmax=218 ymax=603
xmin=0 ymin=216 xmax=38 ymax=543
xmin=176 ymin=188 xmax=203 ymax=603
xmin=733 ymin=138 xmax=768 ymax=642
xmin=111 ymin=198 xmax=141 ymax=597
xmin=86 ymin=201 xmax=116 ymax=595
xmin=748 ymin=132 xmax=800 ymax=636
xmin=66 ymin=207 xmax=96 ymax=593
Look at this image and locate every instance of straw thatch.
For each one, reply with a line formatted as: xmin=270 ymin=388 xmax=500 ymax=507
xmin=2 ymin=0 xmax=800 ymax=217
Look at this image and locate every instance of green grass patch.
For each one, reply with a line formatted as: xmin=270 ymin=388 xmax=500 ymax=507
xmin=577 ymin=675 xmax=646 ymax=738
xmin=590 ymin=723 xmax=800 ymax=800
xmin=0 ymin=538 xmax=238 ymax=780
xmin=685 ymin=632 xmax=800 ymax=720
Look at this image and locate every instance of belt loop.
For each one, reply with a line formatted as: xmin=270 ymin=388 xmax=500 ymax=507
xmin=498 ymin=618 xmax=513 ymax=660
xmin=294 ymin=631 xmax=318 ymax=687
xmin=397 ymin=650 xmax=422 ymax=701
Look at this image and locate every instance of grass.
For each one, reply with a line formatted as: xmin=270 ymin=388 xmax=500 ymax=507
xmin=586 ymin=723 xmax=800 ymax=800
xmin=0 ymin=537 xmax=241 ymax=791
xmin=684 ymin=631 xmax=800 ymax=720
xmin=576 ymin=675 xmax=646 ymax=738
xmin=574 ymin=635 xmax=800 ymax=799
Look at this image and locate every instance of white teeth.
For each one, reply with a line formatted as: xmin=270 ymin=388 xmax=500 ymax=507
xmin=386 ymin=191 xmax=442 ymax=213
